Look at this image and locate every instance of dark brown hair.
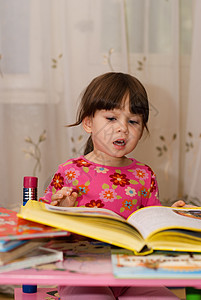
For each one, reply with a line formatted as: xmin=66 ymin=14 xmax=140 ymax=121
xmin=68 ymin=72 xmax=149 ymax=155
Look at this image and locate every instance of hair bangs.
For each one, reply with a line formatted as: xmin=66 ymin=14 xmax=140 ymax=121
xmin=90 ymin=83 xmax=129 ymax=115
xmin=69 ymin=72 xmax=150 ymax=133
xmin=128 ymin=91 xmax=149 ymax=123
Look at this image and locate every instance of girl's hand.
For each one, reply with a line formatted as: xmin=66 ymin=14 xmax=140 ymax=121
xmin=50 ymin=187 xmax=78 ymax=207
xmin=171 ymin=200 xmax=196 ymax=208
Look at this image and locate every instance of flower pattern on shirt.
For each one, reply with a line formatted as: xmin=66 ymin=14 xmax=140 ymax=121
xmin=51 ymin=173 xmax=64 ymax=190
xmin=99 ymin=188 xmax=117 ymax=202
xmin=109 ymin=172 xmax=130 ymax=187
xmin=145 ymin=164 xmax=155 ymax=176
xmin=133 ymin=168 xmax=149 ymax=180
xmin=85 ymin=200 xmax=104 ymax=208
xmin=65 ymin=168 xmax=80 ymax=183
xmin=73 ymin=158 xmax=92 ymax=168
xmin=122 ymin=199 xmax=134 ymax=210
xmin=40 ymin=156 xmax=161 ymax=219
xmin=94 ymin=166 xmax=109 ymax=173
xmin=77 ymin=184 xmax=89 ymax=195
xmin=125 ymin=186 xmax=137 ymax=197
xmin=139 ymin=187 xmax=150 ymax=198
xmin=150 ymin=177 xmax=157 ymax=193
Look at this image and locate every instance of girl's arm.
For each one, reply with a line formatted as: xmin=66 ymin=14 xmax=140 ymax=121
xmin=39 ymin=163 xmax=77 ymax=206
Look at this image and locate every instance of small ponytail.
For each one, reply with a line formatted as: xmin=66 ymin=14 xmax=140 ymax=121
xmin=84 ymin=135 xmax=94 ymax=155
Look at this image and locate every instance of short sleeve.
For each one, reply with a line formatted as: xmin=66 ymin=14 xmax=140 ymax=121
xmin=141 ymin=166 xmax=161 ymax=207
xmin=39 ymin=164 xmax=66 ymax=204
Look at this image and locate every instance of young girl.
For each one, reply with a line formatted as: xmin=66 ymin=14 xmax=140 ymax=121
xmin=40 ymin=72 xmax=185 ymax=299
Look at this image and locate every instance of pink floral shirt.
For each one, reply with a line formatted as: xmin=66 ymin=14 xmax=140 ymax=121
xmin=39 ymin=156 xmax=161 ymax=219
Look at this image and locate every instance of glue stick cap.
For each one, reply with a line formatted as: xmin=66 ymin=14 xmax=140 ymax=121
xmin=22 ymin=285 xmax=37 ymax=293
xmin=23 ymin=176 xmax=38 ymax=188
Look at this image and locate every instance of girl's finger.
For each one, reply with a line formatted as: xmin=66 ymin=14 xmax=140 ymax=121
xmin=71 ymin=191 xmax=78 ymax=199
xmin=51 ymin=200 xmax=59 ymax=206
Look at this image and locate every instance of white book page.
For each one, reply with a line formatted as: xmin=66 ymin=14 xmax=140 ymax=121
xmin=44 ymin=203 xmax=124 ymax=221
xmin=127 ymin=206 xmax=201 ymax=239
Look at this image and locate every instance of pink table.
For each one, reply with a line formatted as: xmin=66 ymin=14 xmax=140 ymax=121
xmin=0 ymin=268 xmax=201 ymax=287
xmin=0 ymin=268 xmax=200 ymax=299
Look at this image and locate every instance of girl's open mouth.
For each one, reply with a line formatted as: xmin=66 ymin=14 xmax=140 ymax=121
xmin=113 ymin=140 xmax=126 ymax=146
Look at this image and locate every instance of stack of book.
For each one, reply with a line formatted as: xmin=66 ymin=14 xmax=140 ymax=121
xmin=2 ymin=201 xmax=201 ymax=276
xmin=0 ymin=207 xmax=68 ymax=272
xmin=17 ymin=201 xmax=201 ymax=280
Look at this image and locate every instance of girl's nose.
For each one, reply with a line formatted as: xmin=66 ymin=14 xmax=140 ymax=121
xmin=117 ymin=120 xmax=128 ymax=134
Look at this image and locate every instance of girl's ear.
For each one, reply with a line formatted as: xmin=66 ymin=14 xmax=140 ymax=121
xmin=82 ymin=117 xmax=92 ymax=133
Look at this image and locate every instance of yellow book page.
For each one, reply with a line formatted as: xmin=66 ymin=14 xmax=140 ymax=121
xmin=147 ymin=230 xmax=201 ymax=253
xmin=18 ymin=201 xmax=146 ymax=253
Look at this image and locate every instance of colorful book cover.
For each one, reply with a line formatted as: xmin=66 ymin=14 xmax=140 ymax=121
xmin=111 ymin=249 xmax=201 ymax=278
xmin=0 ymin=206 xmax=69 ymax=241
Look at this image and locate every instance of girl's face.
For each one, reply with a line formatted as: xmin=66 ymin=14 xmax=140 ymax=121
xmin=82 ymin=96 xmax=144 ymax=164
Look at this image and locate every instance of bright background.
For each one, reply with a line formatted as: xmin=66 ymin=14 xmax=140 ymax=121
xmin=0 ymin=0 xmax=200 ymax=210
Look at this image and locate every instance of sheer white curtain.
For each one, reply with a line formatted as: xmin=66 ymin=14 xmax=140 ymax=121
xmin=0 ymin=0 xmax=72 ymax=210
xmin=183 ymin=0 xmax=201 ymax=206
xmin=0 ymin=0 xmax=197 ymax=211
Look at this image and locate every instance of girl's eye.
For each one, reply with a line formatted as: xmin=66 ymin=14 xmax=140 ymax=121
xmin=129 ymin=120 xmax=139 ymax=125
xmin=106 ymin=117 xmax=116 ymax=121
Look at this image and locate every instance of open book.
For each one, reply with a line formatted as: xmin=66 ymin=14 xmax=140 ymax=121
xmin=18 ymin=200 xmax=201 ymax=255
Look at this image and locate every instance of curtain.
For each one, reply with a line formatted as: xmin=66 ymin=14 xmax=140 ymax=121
xmin=0 ymin=0 xmax=198 ymax=211
xmin=183 ymin=0 xmax=201 ymax=206
xmin=0 ymin=0 xmax=72 ymax=210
